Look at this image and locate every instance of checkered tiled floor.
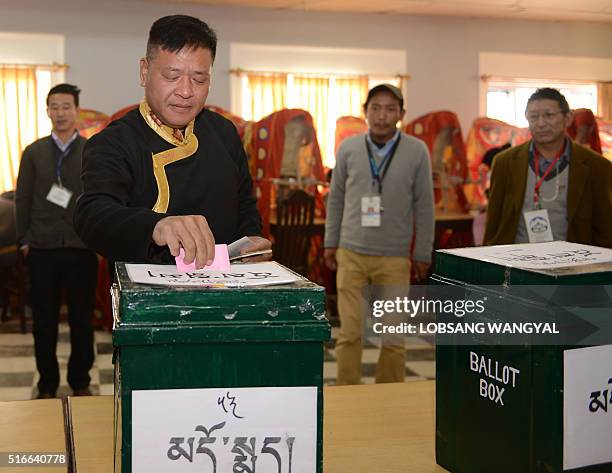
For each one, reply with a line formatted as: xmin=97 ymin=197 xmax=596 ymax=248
xmin=0 ymin=313 xmax=115 ymax=401
xmin=0 ymin=311 xmax=435 ymax=401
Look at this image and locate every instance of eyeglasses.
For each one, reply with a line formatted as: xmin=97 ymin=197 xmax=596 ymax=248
xmin=525 ymin=111 xmax=565 ymax=124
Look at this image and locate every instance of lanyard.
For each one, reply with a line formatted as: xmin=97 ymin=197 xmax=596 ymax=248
xmin=365 ymin=135 xmax=401 ymax=194
xmin=533 ymin=145 xmax=564 ymax=208
xmin=55 ymin=143 xmax=74 ymax=187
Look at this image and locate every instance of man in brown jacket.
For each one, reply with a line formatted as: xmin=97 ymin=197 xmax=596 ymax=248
xmin=484 ymin=88 xmax=612 ymax=248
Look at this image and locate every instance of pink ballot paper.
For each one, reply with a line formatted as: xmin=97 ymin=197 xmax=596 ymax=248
xmin=175 ymin=244 xmax=231 ymax=272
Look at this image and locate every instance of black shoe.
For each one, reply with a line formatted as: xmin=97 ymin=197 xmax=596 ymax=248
xmin=72 ymin=388 xmax=92 ymax=396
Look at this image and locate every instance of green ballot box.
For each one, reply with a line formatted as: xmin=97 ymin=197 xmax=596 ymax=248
xmin=111 ymin=262 xmax=330 ymax=473
xmin=432 ymin=242 xmax=612 ymax=473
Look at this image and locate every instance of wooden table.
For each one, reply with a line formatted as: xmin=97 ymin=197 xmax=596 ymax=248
xmin=324 ymin=381 xmax=447 ymax=472
xmin=68 ymin=381 xmax=446 ymax=472
xmin=0 ymin=399 xmax=67 ymax=472
xmin=0 ymin=381 xmax=447 ymax=472
xmin=67 ymin=396 xmax=115 ymax=473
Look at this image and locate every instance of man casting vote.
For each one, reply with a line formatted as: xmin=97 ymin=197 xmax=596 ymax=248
xmin=74 ymin=15 xmax=271 ymax=268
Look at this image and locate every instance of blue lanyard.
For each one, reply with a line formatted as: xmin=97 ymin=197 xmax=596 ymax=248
xmin=365 ymin=135 xmax=401 ymax=194
xmin=55 ymin=144 xmax=73 ymax=187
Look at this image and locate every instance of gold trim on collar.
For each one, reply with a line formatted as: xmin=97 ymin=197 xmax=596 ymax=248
xmin=139 ymin=100 xmax=198 ymax=213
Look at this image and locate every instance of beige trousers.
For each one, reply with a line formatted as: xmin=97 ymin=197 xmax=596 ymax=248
xmin=335 ymin=248 xmax=411 ymax=385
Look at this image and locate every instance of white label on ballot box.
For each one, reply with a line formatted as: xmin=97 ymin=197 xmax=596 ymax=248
xmin=564 ymin=345 xmax=612 ymax=470
xmin=125 ymin=261 xmax=301 ymax=287
xmin=441 ymin=241 xmax=612 ymax=270
xmin=132 ymin=386 xmax=317 ymax=472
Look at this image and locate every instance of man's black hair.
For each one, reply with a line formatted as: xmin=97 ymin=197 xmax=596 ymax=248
xmin=526 ymin=88 xmax=570 ymax=114
xmin=147 ymin=15 xmax=217 ymax=62
xmin=47 ymin=83 xmax=80 ymax=107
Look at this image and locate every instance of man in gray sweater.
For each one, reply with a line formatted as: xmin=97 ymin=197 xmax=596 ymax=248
xmin=324 ymin=84 xmax=434 ymax=385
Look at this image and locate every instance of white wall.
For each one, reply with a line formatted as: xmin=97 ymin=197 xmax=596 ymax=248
xmin=2 ymin=0 xmax=612 ymax=133
xmin=230 ymin=43 xmax=406 ymax=75
xmin=480 ymin=52 xmax=612 ymax=83
xmin=478 ymin=52 xmax=612 ymax=116
xmin=0 ymin=32 xmax=64 ymax=64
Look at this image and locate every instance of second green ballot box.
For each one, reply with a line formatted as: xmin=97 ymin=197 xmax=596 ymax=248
xmin=432 ymin=243 xmax=612 ymax=473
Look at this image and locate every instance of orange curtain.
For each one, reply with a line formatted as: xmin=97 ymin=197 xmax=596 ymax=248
xmin=241 ymin=73 xmax=370 ymax=167
xmin=597 ymin=82 xmax=612 ymax=120
xmin=244 ymin=73 xmax=287 ymax=121
xmin=0 ymin=66 xmax=39 ymax=193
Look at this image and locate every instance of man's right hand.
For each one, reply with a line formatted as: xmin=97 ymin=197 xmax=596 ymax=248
xmin=324 ymin=248 xmax=338 ymax=271
xmin=152 ymin=215 xmax=215 ymax=269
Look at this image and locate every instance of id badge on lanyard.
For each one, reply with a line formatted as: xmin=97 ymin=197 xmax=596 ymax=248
xmin=523 ymin=209 xmax=553 ymax=243
xmin=46 ymin=146 xmax=73 ymax=208
xmin=362 ymin=134 xmax=400 ymax=228
xmin=361 ymin=194 xmax=382 ymax=227
xmin=46 ymin=184 xmax=73 ymax=208
xmin=522 ymin=147 xmax=561 ymax=243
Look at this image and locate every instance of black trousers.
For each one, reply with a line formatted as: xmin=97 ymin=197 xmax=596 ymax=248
xmin=27 ymin=248 xmax=98 ymax=393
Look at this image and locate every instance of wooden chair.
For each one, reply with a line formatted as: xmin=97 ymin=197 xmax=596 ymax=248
xmin=273 ymin=189 xmax=315 ymax=276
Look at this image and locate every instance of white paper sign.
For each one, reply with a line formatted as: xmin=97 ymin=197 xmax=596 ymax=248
xmin=126 ymin=261 xmax=301 ymax=287
xmin=132 ymin=386 xmax=317 ymax=473
xmin=564 ymin=345 xmax=612 ymax=470
xmin=440 ymin=241 xmax=612 ymax=269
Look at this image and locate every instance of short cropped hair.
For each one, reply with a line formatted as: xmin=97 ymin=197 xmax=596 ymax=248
xmin=47 ymin=83 xmax=80 ymax=107
xmin=146 ymin=15 xmax=217 ymax=62
xmin=526 ymin=88 xmax=570 ymax=114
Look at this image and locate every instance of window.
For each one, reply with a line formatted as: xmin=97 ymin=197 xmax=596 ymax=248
xmin=0 ymin=67 xmax=63 ymax=193
xmin=231 ymin=44 xmax=406 ymax=167
xmin=0 ymin=33 xmax=65 ymax=192
xmin=486 ymin=80 xmax=598 ymax=127
xmin=1 ymin=66 xmax=39 ymax=193
xmin=239 ymin=72 xmax=400 ymax=167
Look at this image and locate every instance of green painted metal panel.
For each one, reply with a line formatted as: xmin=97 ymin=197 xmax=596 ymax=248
xmin=433 ymin=251 xmax=612 ymax=473
xmin=112 ymin=262 xmax=330 ymax=473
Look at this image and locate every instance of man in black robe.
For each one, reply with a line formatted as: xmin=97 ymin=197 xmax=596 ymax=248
xmin=74 ymin=15 xmax=271 ymax=268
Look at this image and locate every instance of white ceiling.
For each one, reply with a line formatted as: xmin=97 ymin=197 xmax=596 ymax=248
xmin=152 ymin=0 xmax=612 ymax=23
